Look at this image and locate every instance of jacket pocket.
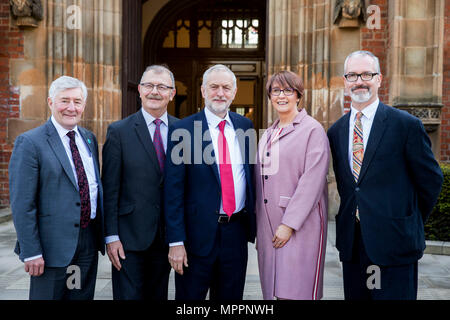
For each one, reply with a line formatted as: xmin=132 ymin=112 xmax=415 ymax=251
xmin=279 ymin=196 xmax=291 ymax=208
xmin=118 ymin=204 xmax=134 ymax=216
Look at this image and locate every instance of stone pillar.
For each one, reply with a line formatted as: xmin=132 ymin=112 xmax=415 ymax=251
xmin=8 ymin=0 xmax=122 ymax=150
xmin=387 ymin=0 xmax=445 ymax=159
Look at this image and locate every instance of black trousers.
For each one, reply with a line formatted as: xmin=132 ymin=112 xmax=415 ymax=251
xmin=342 ymin=221 xmax=418 ymax=300
xmin=29 ymin=220 xmax=99 ymax=300
xmin=112 ymin=229 xmax=171 ymax=300
xmin=175 ymin=219 xmax=248 ymax=301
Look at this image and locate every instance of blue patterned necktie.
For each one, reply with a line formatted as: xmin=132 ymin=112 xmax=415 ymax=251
xmin=67 ymin=131 xmax=90 ymax=228
xmin=153 ymin=119 xmax=165 ymax=172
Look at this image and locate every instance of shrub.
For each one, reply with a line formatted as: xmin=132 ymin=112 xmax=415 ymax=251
xmin=424 ymin=163 xmax=450 ymax=241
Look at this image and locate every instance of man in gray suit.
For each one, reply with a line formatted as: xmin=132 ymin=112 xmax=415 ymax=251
xmin=9 ymin=76 xmax=105 ymax=300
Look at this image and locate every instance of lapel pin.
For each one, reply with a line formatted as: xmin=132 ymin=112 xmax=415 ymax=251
xmin=87 ymin=138 xmax=91 ymax=144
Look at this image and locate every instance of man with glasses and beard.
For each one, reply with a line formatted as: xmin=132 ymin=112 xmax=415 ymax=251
xmin=102 ymin=65 xmax=178 ymax=300
xmin=327 ymin=50 xmax=443 ymax=300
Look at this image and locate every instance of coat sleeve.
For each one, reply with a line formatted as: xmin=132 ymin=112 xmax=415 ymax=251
xmin=405 ymin=117 xmax=443 ymax=222
xmin=101 ymin=124 xmax=122 ymax=237
xmin=9 ymin=134 xmax=43 ymax=260
xmin=163 ymin=124 xmax=187 ymax=244
xmin=281 ymin=125 xmax=330 ymax=231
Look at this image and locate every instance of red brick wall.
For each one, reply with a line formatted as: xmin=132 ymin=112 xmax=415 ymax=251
xmin=0 ymin=0 xmax=23 ymax=208
xmin=441 ymin=0 xmax=450 ymax=163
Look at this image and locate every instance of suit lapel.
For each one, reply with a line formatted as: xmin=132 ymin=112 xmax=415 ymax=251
xmin=357 ymin=102 xmax=388 ymax=184
xmin=134 ymin=111 xmax=162 ymax=176
xmin=338 ymin=112 xmax=355 ymax=183
xmin=45 ymin=120 xmax=78 ymax=189
xmin=201 ymin=109 xmax=221 ymax=185
xmin=78 ymin=128 xmax=100 ymax=183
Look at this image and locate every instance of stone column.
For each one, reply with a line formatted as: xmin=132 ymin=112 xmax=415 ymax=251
xmin=387 ymin=0 xmax=445 ymax=158
xmin=8 ymin=0 xmax=122 ymax=149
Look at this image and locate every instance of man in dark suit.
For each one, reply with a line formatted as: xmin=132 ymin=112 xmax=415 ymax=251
xmin=102 ymin=65 xmax=178 ymax=300
xmin=327 ymin=50 xmax=443 ymax=300
xmin=9 ymin=76 xmax=105 ymax=300
xmin=164 ymin=64 xmax=256 ymax=300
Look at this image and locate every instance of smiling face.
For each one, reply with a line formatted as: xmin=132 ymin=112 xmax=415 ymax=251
xmin=269 ymin=82 xmax=300 ymax=116
xmin=344 ymin=54 xmax=382 ymax=110
xmin=201 ymin=69 xmax=237 ymax=118
xmin=138 ymin=69 xmax=176 ymax=117
xmin=48 ymin=87 xmax=86 ymax=130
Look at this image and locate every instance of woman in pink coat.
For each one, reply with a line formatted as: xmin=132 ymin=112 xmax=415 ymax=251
xmin=255 ymin=71 xmax=330 ymax=300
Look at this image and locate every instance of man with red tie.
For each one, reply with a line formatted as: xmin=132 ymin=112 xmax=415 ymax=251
xmin=164 ymin=64 xmax=256 ymax=300
xmin=102 ymin=65 xmax=178 ymax=300
xmin=327 ymin=51 xmax=443 ymax=299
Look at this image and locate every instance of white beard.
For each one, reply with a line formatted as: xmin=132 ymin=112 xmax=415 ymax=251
xmin=350 ymin=89 xmax=371 ymax=103
xmin=205 ymin=97 xmax=230 ymax=116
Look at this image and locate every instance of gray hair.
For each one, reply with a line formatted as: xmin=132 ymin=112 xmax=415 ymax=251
xmin=140 ymin=65 xmax=175 ymax=87
xmin=202 ymin=64 xmax=237 ymax=89
xmin=49 ymin=76 xmax=88 ymax=102
xmin=344 ymin=50 xmax=381 ymax=75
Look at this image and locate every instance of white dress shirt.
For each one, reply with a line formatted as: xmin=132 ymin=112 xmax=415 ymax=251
xmin=25 ymin=117 xmax=99 ymax=261
xmin=348 ymin=98 xmax=379 ymax=170
xmin=105 ymin=109 xmax=169 ymax=245
xmin=169 ymin=107 xmax=247 ymax=247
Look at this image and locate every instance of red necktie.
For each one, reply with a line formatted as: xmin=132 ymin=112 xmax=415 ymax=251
xmin=153 ymin=119 xmax=165 ymax=172
xmin=67 ymin=131 xmax=91 ymax=228
xmin=218 ymin=120 xmax=236 ymax=217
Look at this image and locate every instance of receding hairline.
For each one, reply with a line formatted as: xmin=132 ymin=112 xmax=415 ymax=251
xmin=344 ymin=51 xmax=381 ymax=74
xmin=141 ymin=65 xmax=175 ymax=87
xmin=202 ymin=64 xmax=237 ymax=88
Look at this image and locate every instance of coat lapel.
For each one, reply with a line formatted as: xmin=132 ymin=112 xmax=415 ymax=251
xmin=338 ymin=112 xmax=355 ymax=184
xmin=200 ymin=109 xmax=221 ymax=185
xmin=45 ymin=120 xmax=78 ymax=190
xmin=357 ymin=102 xmax=388 ymax=184
xmin=134 ymin=111 xmax=162 ymax=176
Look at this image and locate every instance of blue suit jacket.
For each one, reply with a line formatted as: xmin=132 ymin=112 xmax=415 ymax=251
xmin=327 ymin=102 xmax=443 ymax=266
xmin=164 ymin=109 xmax=256 ymax=257
xmin=9 ymin=120 xmax=105 ymax=267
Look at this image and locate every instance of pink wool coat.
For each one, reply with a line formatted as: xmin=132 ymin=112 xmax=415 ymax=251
xmin=255 ymin=109 xmax=330 ymax=300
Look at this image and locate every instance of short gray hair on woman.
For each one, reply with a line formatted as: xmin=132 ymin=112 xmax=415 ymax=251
xmin=202 ymin=64 xmax=237 ymax=89
xmin=344 ymin=50 xmax=381 ymax=75
xmin=49 ymin=76 xmax=88 ymax=102
xmin=140 ymin=65 xmax=176 ymax=88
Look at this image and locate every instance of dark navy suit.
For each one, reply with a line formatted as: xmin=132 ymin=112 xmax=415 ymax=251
xmin=327 ymin=102 xmax=443 ymax=299
xmin=164 ymin=109 xmax=256 ymax=300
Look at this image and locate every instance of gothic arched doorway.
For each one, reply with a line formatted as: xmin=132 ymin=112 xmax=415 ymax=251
xmin=142 ymin=0 xmax=266 ymax=130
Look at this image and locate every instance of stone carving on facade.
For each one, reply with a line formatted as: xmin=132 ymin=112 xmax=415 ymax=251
xmin=9 ymin=0 xmax=43 ymax=27
xmin=394 ymin=103 xmax=443 ymax=133
xmin=333 ymin=0 xmax=367 ymax=28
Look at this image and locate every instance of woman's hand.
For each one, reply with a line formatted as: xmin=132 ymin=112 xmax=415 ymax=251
xmin=272 ymin=224 xmax=294 ymax=248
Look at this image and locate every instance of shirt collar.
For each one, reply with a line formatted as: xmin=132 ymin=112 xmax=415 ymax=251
xmin=204 ymin=106 xmax=233 ymax=129
xmin=141 ymin=108 xmax=168 ymax=127
xmin=350 ymin=98 xmax=379 ymax=121
xmin=51 ymin=116 xmax=81 ymax=139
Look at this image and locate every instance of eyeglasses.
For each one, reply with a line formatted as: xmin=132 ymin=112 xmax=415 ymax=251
xmin=270 ymin=87 xmax=296 ymax=96
xmin=344 ymin=72 xmax=379 ymax=82
xmin=140 ymin=82 xmax=174 ymax=93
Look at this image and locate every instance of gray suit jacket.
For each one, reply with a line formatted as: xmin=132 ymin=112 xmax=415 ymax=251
xmin=9 ymin=119 xmax=105 ymax=267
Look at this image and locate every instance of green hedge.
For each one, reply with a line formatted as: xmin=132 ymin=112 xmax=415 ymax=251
xmin=424 ymin=163 xmax=450 ymax=241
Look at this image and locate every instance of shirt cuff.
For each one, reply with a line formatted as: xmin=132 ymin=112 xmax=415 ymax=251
xmin=169 ymin=241 xmax=184 ymax=247
xmin=24 ymin=254 xmax=42 ymax=262
xmin=105 ymin=235 xmax=120 ymax=244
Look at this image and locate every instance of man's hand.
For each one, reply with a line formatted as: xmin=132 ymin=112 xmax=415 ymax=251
xmin=106 ymin=240 xmax=126 ymax=271
xmin=168 ymin=245 xmax=188 ymax=275
xmin=272 ymin=224 xmax=294 ymax=248
xmin=24 ymin=257 xmax=45 ymax=276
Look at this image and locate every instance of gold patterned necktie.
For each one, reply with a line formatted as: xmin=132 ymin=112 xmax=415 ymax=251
xmin=352 ymin=112 xmax=363 ymax=221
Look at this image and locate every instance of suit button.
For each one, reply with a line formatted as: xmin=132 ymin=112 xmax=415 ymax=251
xmin=355 ymin=187 xmax=360 ymax=192
xmin=74 ymin=223 xmax=79 ymax=228
xmin=264 ymin=175 xmax=268 ymax=180
xmin=264 ymin=199 xmax=268 ymax=204
xmin=76 ymin=202 xmax=81 ymax=206
xmin=266 ymin=152 xmax=270 ymax=156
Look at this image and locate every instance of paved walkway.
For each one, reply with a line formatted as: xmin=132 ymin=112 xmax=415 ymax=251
xmin=0 ymin=219 xmax=449 ymax=300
